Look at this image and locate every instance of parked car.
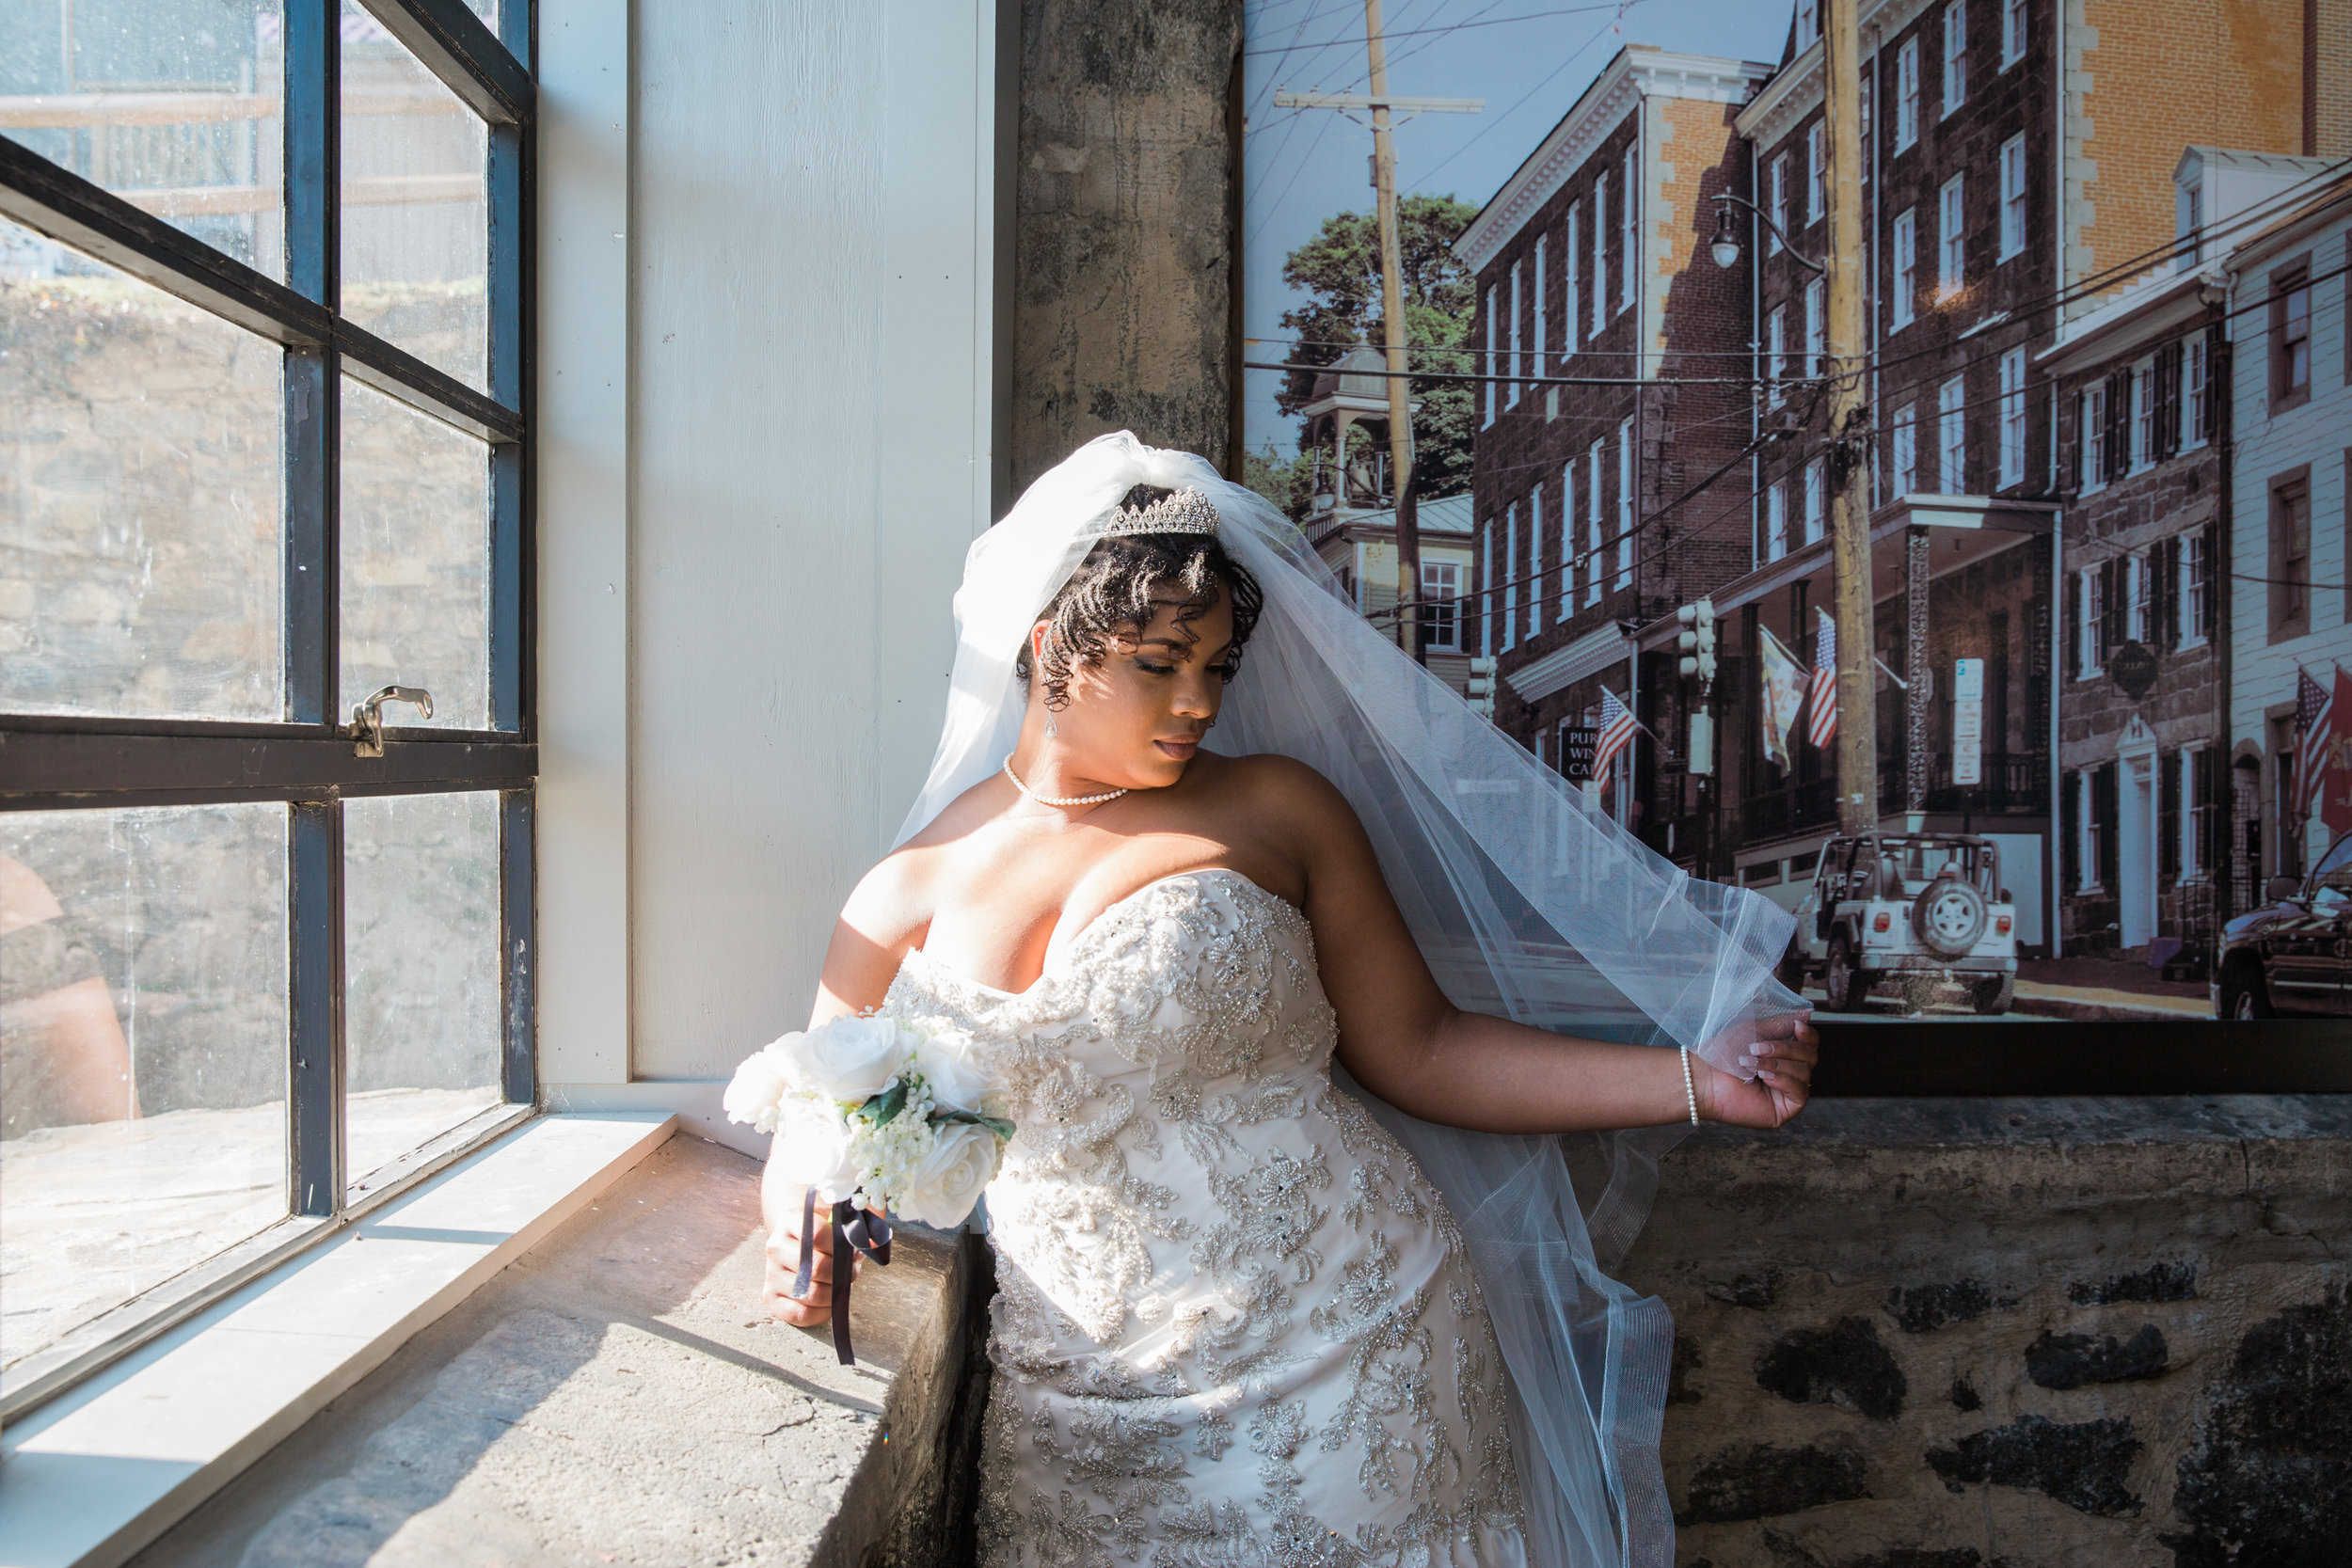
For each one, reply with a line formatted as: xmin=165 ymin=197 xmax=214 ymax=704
xmin=1778 ymin=832 xmax=2020 ymax=1014
xmin=2214 ymin=832 xmax=2352 ymax=1018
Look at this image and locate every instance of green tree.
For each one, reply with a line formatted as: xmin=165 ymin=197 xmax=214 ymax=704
xmin=1271 ymin=195 xmax=1479 ymax=502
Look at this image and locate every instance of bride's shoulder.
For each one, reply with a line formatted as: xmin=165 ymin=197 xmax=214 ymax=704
xmin=1200 ymin=752 xmax=1355 ymax=825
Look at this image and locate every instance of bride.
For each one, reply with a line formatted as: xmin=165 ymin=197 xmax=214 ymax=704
xmin=761 ymin=433 xmax=1817 ymax=1566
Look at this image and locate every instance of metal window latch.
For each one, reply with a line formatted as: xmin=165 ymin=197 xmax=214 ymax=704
xmin=351 ymin=685 xmax=434 ymax=757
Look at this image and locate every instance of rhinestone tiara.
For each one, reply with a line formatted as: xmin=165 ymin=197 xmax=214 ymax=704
xmin=1101 ymin=486 xmax=1221 ymax=539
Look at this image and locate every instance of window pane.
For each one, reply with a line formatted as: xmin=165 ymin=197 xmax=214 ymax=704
xmin=339 ymin=0 xmax=488 ymax=390
xmin=342 ymin=791 xmax=501 ymax=1191
xmin=0 ymin=2 xmax=287 ymax=279
xmin=0 ymin=216 xmax=284 ymax=720
xmin=1 ymin=803 xmax=288 ymax=1371
xmin=340 ymin=376 xmax=488 ymax=729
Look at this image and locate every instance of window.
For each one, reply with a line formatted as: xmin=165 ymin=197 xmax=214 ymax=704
xmin=0 ymin=2 xmax=536 ymax=1394
xmin=2273 ymin=261 xmax=2312 ymax=410
xmin=2134 ymin=360 xmax=2155 ymax=470
xmin=1804 ymin=460 xmax=1825 ymax=546
xmin=1942 ymin=0 xmax=1968 ymax=115
xmin=2085 ymin=380 xmax=2109 ymax=488
xmin=1807 ymin=122 xmax=1825 ymax=225
xmin=1896 ymin=38 xmax=1921 ymax=150
xmin=2002 ymin=0 xmax=2027 ymax=67
xmin=2078 ymin=567 xmax=2107 ymax=674
xmin=1504 ymin=505 xmax=1520 ymax=650
xmin=1559 ymin=462 xmax=1577 ymax=617
xmin=1939 ymin=175 xmax=1965 ymax=296
xmin=1938 ymin=376 xmax=1965 ymax=491
xmin=2270 ymin=472 xmax=2312 ymax=642
xmin=1804 ymin=278 xmax=1825 ymax=376
xmin=1799 ymin=0 xmax=1821 ymax=45
xmin=1422 ymin=561 xmax=1462 ymax=651
xmin=1998 ymin=347 xmax=2026 ymax=485
xmin=1893 ymin=401 xmax=1918 ymax=495
xmin=1999 ymin=135 xmax=2026 ymax=259
xmin=1565 ymin=205 xmax=1582 ymax=356
xmin=1772 ymin=154 xmax=1790 ymax=253
xmin=1621 ymin=148 xmax=1639 ymax=313
xmin=2180 ymin=528 xmax=2211 ymax=645
xmin=1768 ymin=483 xmax=1790 ymax=561
xmin=2179 ymin=182 xmax=2205 ymax=274
xmin=1586 ymin=441 xmax=1605 ymax=604
xmin=1482 ymin=520 xmax=1496 ymax=652
xmin=1616 ymin=419 xmax=1635 ymax=585
xmin=1892 ymin=209 xmax=1917 ymax=328
xmin=1767 ymin=307 xmax=1788 ymax=404
xmin=1593 ymin=175 xmax=1609 ymax=338
xmin=1528 ymin=485 xmax=1545 ymax=639
xmin=1484 ymin=287 xmax=1498 ymax=426
xmin=2185 ymin=335 xmax=2210 ymax=446
xmin=1533 ymin=237 xmax=1548 ymax=372
xmin=1507 ymin=261 xmax=1523 ymax=407
xmin=2125 ymin=553 xmax=2150 ymax=642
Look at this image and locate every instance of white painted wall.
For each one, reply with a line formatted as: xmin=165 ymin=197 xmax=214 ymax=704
xmin=537 ymin=0 xmax=1000 ymax=1131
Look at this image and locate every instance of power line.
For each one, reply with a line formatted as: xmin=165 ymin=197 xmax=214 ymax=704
xmin=1405 ymin=8 xmax=1632 ymax=197
xmin=1243 ymin=2 xmax=1634 ymax=56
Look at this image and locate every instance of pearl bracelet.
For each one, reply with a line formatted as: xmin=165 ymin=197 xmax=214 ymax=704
xmin=1679 ymin=1044 xmax=1699 ymax=1126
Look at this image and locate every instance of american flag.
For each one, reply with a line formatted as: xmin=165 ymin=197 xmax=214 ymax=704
xmin=1593 ymin=687 xmax=1641 ymax=780
xmin=1807 ymin=608 xmax=1838 ymax=750
xmin=2296 ymin=664 xmax=2335 ymax=816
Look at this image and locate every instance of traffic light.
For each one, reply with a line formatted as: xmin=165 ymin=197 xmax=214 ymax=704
xmin=1466 ymin=657 xmax=1497 ymax=718
xmin=1676 ymin=598 xmax=1717 ymax=684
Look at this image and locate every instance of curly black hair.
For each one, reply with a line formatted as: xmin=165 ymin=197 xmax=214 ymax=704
xmin=1016 ymin=484 xmax=1266 ymax=712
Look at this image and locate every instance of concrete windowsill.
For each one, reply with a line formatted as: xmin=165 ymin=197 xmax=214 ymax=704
xmin=0 ymin=1112 xmax=678 ymax=1568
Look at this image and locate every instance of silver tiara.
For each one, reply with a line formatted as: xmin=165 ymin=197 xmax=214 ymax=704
xmin=1102 ymin=486 xmax=1220 ymax=539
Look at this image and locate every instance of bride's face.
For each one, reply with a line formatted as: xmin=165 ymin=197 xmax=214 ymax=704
xmin=1034 ymin=591 xmax=1236 ymax=789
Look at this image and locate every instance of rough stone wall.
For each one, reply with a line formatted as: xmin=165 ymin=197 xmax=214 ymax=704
xmin=1618 ymin=1097 xmax=2352 ymax=1568
xmin=1010 ymin=0 xmax=1240 ymax=494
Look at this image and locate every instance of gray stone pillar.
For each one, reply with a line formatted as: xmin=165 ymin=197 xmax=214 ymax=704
xmin=1011 ymin=0 xmax=1242 ymax=495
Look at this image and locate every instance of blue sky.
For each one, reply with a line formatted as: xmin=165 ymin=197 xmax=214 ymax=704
xmin=1242 ymin=0 xmax=1793 ymax=458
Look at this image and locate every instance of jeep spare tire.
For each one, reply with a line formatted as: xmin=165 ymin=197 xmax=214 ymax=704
xmin=1913 ymin=876 xmax=1987 ymax=958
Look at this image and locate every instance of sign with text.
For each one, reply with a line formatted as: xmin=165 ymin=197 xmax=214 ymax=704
xmin=1560 ymin=726 xmax=1598 ymax=782
xmin=1952 ymin=657 xmax=1984 ymax=787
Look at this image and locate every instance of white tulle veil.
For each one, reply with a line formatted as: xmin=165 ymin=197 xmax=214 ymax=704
xmin=895 ymin=431 xmax=1804 ymax=1566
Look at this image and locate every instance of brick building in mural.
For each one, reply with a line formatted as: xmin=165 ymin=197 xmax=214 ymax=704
xmin=1455 ymin=45 xmax=1772 ymax=825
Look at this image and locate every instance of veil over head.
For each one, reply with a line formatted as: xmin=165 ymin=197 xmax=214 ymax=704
xmin=897 ymin=431 xmax=1804 ymax=1567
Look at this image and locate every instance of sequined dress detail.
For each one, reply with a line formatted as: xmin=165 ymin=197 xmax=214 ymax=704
xmin=883 ymin=870 xmax=1530 ymax=1567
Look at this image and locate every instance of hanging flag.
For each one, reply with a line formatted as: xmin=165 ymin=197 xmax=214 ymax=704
xmin=1808 ymin=607 xmax=1839 ymax=750
xmin=1758 ymin=625 xmax=1806 ymax=771
xmin=2295 ymin=664 xmax=2334 ymax=818
xmin=2325 ymin=666 xmax=2352 ymax=837
xmin=1592 ymin=687 xmax=1641 ymax=781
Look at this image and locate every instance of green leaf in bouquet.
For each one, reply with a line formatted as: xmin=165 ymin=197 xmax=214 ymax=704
xmin=934 ymin=1107 xmax=1016 ymax=1141
xmin=858 ymin=1080 xmax=909 ymax=1126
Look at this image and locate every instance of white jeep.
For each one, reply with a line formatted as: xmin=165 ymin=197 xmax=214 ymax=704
xmin=1778 ymin=832 xmax=2020 ymax=1014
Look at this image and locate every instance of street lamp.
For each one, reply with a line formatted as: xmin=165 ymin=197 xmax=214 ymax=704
xmin=1708 ymin=191 xmax=1825 ymax=275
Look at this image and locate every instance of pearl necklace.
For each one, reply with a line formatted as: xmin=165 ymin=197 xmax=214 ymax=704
xmin=1002 ymin=756 xmax=1129 ymax=808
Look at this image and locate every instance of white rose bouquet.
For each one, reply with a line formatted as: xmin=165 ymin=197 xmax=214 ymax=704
xmin=724 ymin=1012 xmax=1011 ymax=1363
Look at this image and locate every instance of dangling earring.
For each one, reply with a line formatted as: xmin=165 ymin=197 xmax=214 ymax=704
xmin=1045 ymin=709 xmax=1058 ymax=739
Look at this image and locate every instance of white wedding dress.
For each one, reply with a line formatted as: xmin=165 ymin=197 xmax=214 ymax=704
xmin=884 ymin=868 xmax=1531 ymax=1568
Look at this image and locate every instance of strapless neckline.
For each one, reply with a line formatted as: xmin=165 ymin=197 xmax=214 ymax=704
xmin=897 ymin=865 xmax=1301 ymax=1001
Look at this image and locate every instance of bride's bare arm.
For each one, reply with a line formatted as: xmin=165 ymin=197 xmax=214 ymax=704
xmin=1273 ymin=760 xmax=1818 ymax=1133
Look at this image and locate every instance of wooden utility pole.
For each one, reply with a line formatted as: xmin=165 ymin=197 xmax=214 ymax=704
xmin=1823 ymin=0 xmax=1879 ymax=833
xmin=1363 ymin=0 xmax=1420 ymax=657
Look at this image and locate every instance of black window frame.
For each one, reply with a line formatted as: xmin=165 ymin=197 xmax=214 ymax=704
xmin=0 ymin=0 xmax=536 ymax=1414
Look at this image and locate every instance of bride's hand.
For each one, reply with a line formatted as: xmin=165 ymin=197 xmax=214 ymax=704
xmin=760 ymin=1195 xmax=882 ymax=1330
xmin=1692 ymin=1011 xmax=1819 ymax=1129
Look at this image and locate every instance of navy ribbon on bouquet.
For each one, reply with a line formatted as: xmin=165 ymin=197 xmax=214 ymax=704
xmin=789 ymin=1186 xmax=892 ymax=1365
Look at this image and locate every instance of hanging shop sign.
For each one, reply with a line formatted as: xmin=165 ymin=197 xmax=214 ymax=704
xmin=2109 ymin=641 xmax=2159 ymax=701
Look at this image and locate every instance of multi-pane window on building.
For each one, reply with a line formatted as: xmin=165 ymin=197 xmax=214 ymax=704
xmin=1807 ymin=121 xmax=1825 ymax=226
xmin=2125 ymin=553 xmax=2150 ymax=642
xmin=1615 ymin=420 xmax=1634 ymax=586
xmin=2180 ymin=529 xmax=2210 ymax=644
xmin=2270 ymin=474 xmax=2312 ymax=641
xmin=1894 ymin=400 xmax=1918 ymax=495
xmin=1896 ymin=38 xmax=1921 ymax=150
xmin=1803 ymin=460 xmax=1825 ymax=546
xmin=1893 ymin=209 xmax=1917 ymax=328
xmin=2077 ymin=565 xmax=2108 ymax=675
xmin=1772 ymin=154 xmax=1790 ymax=254
xmin=1939 ymin=175 xmax=1965 ymax=295
xmin=2274 ymin=262 xmax=2312 ymax=407
xmin=1503 ymin=505 xmax=1521 ymax=649
xmin=1998 ymin=347 xmax=2026 ymax=486
xmin=1585 ymin=442 xmax=1605 ymax=604
xmin=1593 ymin=174 xmax=1609 ymax=338
xmin=2002 ymin=0 xmax=2027 ymax=67
xmin=1768 ymin=482 xmax=1789 ymax=562
xmin=1422 ymin=561 xmax=1461 ymax=651
xmin=1942 ymin=0 xmax=1968 ymax=115
xmin=1483 ymin=288 xmax=1498 ymax=426
xmin=1481 ymin=519 xmax=1496 ymax=652
xmin=1533 ymin=236 xmax=1548 ymax=370
xmin=2186 ymin=336 xmax=2210 ymax=443
xmin=1999 ymin=135 xmax=2026 ymax=260
xmin=1767 ymin=307 xmax=1788 ymax=404
xmin=1558 ymin=462 xmax=1576 ymax=616
xmin=1528 ymin=485 xmax=1544 ymax=640
xmin=1804 ymin=278 xmax=1825 ymax=376
xmin=1938 ymin=376 xmax=1966 ymax=490
xmin=1621 ymin=149 xmax=1638 ymax=313
xmin=1565 ymin=205 xmax=1581 ymax=356
xmin=2085 ymin=381 xmax=2109 ymax=489
xmin=1507 ymin=261 xmax=1523 ymax=407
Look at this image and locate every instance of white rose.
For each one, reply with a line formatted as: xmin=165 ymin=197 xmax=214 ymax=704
xmin=767 ymin=1096 xmax=866 ymax=1205
xmin=780 ymin=1014 xmax=917 ymax=1105
xmin=721 ymin=1045 xmax=795 ymax=1132
xmin=914 ymin=1029 xmax=993 ymax=1115
xmin=891 ymin=1120 xmax=1000 ymax=1230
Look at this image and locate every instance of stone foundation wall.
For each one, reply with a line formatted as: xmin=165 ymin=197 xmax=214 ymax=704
xmin=1618 ymin=1097 xmax=2352 ymax=1567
